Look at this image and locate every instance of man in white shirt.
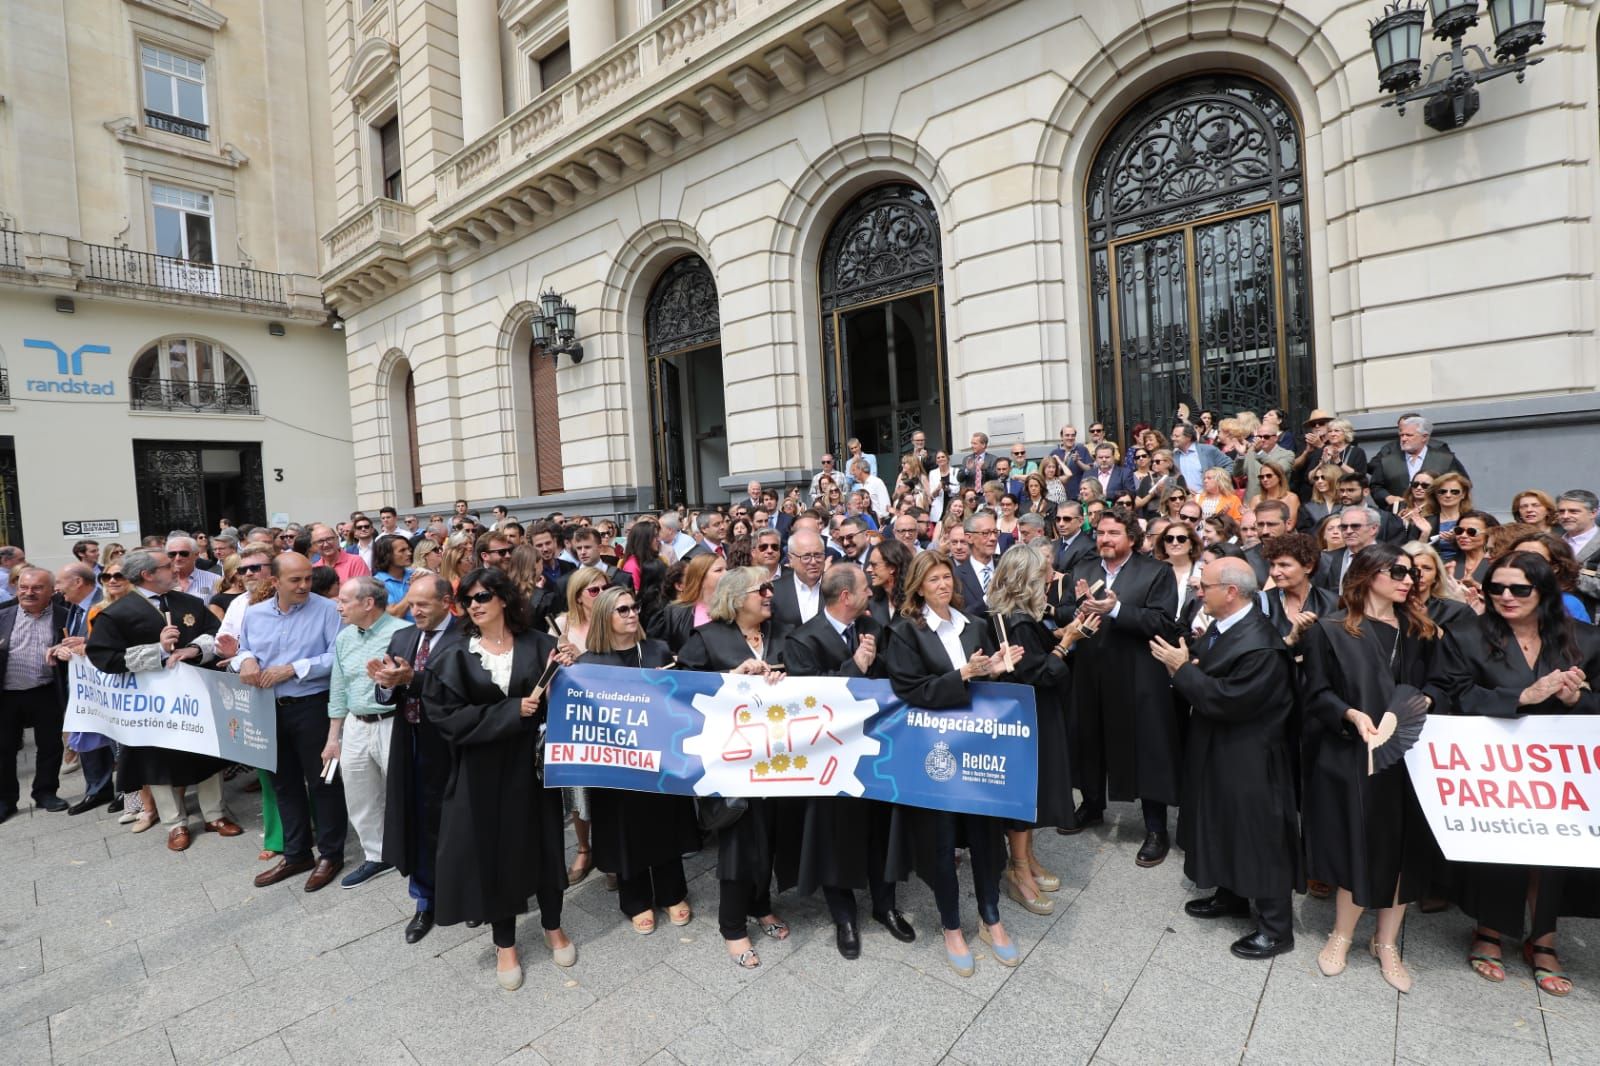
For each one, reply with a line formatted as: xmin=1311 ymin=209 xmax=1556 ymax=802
xmin=771 ymin=529 xmax=826 ymax=632
xmin=849 ymin=459 xmax=891 ymax=520
xmin=658 ymin=512 xmax=697 ymax=562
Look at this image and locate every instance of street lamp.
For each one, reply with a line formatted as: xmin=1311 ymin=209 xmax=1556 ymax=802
xmin=528 ymin=287 xmax=584 ymax=363
xmin=1369 ymin=0 xmax=1544 ymax=132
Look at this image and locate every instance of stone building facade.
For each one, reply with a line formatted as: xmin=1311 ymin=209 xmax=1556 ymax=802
xmin=323 ymin=0 xmax=1600 ymax=515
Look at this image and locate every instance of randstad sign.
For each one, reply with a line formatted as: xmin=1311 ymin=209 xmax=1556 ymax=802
xmin=22 ymin=338 xmax=115 ymax=396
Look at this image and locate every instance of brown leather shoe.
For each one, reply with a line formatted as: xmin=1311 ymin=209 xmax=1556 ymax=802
xmin=304 ymin=858 xmax=344 ymax=893
xmin=253 ymin=857 xmax=315 ymax=887
xmin=204 ymin=818 xmax=244 ymax=837
xmin=167 ymin=826 xmax=192 ymax=853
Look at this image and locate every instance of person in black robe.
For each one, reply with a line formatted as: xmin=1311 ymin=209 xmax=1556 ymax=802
xmin=370 ymin=574 xmax=463 ymax=944
xmin=675 ymin=565 xmax=799 ymax=970
xmin=84 ymin=548 xmax=231 ymax=849
xmin=1299 ymin=543 xmax=1442 ymax=993
xmin=882 ymin=551 xmax=1023 ymax=977
xmin=984 ymin=543 xmax=1095 ymax=914
xmin=865 ymin=538 xmax=912 ymax=629
xmin=1259 ymin=533 xmax=1337 ymax=643
xmin=1062 ymin=506 xmax=1180 ymax=867
xmin=579 ymin=587 xmax=701 ymax=933
xmin=1151 ymin=557 xmax=1301 ymax=960
xmin=782 ymin=564 xmax=914 ymax=959
xmin=1427 ymin=552 xmax=1600 ymax=997
xmin=421 ymin=567 xmax=575 ymax=991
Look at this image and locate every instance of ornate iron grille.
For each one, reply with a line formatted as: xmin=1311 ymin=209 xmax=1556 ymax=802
xmin=83 ymin=243 xmax=286 ymax=307
xmin=128 ymin=377 xmax=258 ymax=415
xmin=1086 ymin=75 xmax=1314 ymax=440
xmin=144 ymin=110 xmax=209 ymax=141
xmin=645 ymin=255 xmax=720 ymax=357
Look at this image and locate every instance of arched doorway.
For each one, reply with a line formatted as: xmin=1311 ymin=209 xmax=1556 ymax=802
xmin=819 ymin=182 xmax=950 ymax=470
xmin=1085 ymin=74 xmax=1314 ymax=442
xmin=645 ymin=255 xmax=726 ymax=507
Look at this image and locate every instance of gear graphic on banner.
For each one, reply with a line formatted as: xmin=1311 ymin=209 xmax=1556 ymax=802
xmin=683 ymin=675 xmax=881 ymax=797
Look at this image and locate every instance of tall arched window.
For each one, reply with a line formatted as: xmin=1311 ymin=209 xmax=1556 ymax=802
xmin=1085 ymin=74 xmax=1314 ymax=440
xmin=130 ymin=336 xmax=256 ymax=414
xmin=402 ymin=370 xmax=422 ymax=506
xmin=645 ymin=255 xmax=724 ymax=507
xmin=384 ymin=354 xmax=422 ymax=507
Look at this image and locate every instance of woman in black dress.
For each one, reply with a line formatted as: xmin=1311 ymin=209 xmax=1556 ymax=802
xmin=1300 ymin=544 xmax=1440 ymax=992
xmin=983 ymin=543 xmax=1095 ymax=915
xmin=866 ymin=537 xmax=912 ymax=627
xmin=423 ymin=568 xmax=576 ymax=991
xmin=580 ymin=588 xmax=701 ymax=934
xmin=1259 ymin=533 xmax=1336 ymax=644
xmin=676 ymin=565 xmax=797 ymax=969
xmin=1430 ymin=552 xmax=1600 ymax=996
xmin=883 ymin=551 xmax=1024 ymax=977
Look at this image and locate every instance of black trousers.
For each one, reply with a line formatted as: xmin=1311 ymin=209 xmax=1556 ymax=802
xmin=1 ymin=684 xmax=64 ymax=805
xmin=823 ymin=880 xmax=895 ymax=926
xmin=79 ymin=744 xmax=115 ymax=798
xmin=271 ymin=696 xmax=348 ymax=864
xmin=929 ymin=813 xmax=1002 ymax=930
xmin=617 ymin=860 xmax=689 ymax=919
xmin=1211 ymin=886 xmax=1293 ymax=940
xmin=718 ymin=879 xmax=774 ymax=941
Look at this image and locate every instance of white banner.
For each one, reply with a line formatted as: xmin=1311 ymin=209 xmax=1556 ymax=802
xmin=1405 ymin=715 xmax=1600 ymax=868
xmin=63 ymin=657 xmax=277 ymax=771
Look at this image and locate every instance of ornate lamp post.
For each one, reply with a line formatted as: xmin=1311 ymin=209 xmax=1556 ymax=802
xmin=529 ymin=287 xmax=584 ymax=363
xmin=1370 ymin=0 xmax=1545 ymax=132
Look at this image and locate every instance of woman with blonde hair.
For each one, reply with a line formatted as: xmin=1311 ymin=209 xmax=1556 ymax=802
xmin=1401 ymin=541 xmax=1474 ymax=630
xmin=1305 ymin=463 xmax=1344 ymax=525
xmin=1038 ymin=454 xmax=1071 ymax=506
xmin=658 ymin=553 xmax=725 ymax=654
xmin=1510 ymin=489 xmax=1557 ymax=531
xmin=1408 ymin=472 xmax=1474 ymax=562
xmin=1198 ymin=467 xmax=1242 ymax=522
xmin=438 ymin=540 xmax=473 ymax=589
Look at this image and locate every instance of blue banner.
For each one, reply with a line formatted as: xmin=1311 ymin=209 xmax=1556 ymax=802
xmin=544 ymin=664 xmax=1038 ymax=822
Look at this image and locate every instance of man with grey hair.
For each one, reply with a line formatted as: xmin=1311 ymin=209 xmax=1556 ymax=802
xmin=684 ymin=510 xmax=727 ymax=560
xmin=166 ymin=533 xmax=219 ymax=599
xmin=1 ymin=567 xmax=68 ymax=820
xmin=327 ymin=575 xmax=408 ymax=889
xmin=1314 ymin=506 xmax=1382 ymax=593
xmin=1150 ymin=556 xmax=1298 ymax=961
xmin=658 ymin=511 xmax=696 ymax=562
xmin=1367 ymin=412 xmax=1467 ymax=506
xmin=1016 ymin=512 xmax=1049 ymax=546
xmin=952 ymin=511 xmax=999 ymax=618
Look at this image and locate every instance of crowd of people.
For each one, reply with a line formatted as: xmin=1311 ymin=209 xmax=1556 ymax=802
xmin=3 ymin=408 xmax=1599 ymax=995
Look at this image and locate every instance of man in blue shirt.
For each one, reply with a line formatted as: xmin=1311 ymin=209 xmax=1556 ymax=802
xmin=231 ymin=552 xmax=348 ymax=892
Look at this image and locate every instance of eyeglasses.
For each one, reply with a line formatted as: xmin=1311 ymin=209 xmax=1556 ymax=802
xmin=1133 ymin=452 xmax=1148 ymax=460
xmin=1162 ymin=534 xmax=1191 ymax=545
xmin=1011 ymin=451 xmax=1027 ymax=458
xmin=1337 ymin=523 xmax=1367 ymax=532
xmin=583 ymin=584 xmax=604 ymax=598
xmin=168 ymin=550 xmax=192 ymax=558
xmin=239 ymin=563 xmax=269 ymax=574
xmin=1435 ymin=487 xmax=1463 ymax=497
xmin=1409 ymin=479 xmax=1433 ymax=488
xmin=480 ymin=548 xmax=511 ymax=559
xmin=1384 ymin=565 xmax=1421 ymax=583
xmin=1486 ymin=582 xmax=1536 ymax=599
xmin=459 ymin=591 xmax=498 ymax=605
xmin=354 ymin=523 xmax=373 ymax=531
xmin=1089 ymin=426 xmax=1104 ymax=434
xmin=753 ymin=584 xmax=775 ymax=597
xmin=99 ymin=572 xmax=125 ymax=583
xmin=615 ymin=603 xmax=638 ymax=616
xmin=792 ymin=552 xmax=825 ymax=562
xmin=1456 ymin=526 xmax=1484 ymax=537
xmin=755 ymin=542 xmax=781 ymax=552
xmin=821 ymin=458 xmax=834 ymax=464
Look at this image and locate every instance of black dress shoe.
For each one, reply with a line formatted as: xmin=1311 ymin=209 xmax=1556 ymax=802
xmin=1135 ymin=831 xmax=1169 ymax=867
xmin=68 ymin=789 xmax=113 ymax=816
xmin=35 ymin=795 xmax=68 ymax=813
xmin=405 ymin=910 xmax=435 ymax=944
xmin=1184 ymin=893 xmax=1251 ymax=920
xmin=835 ymin=920 xmax=861 ymax=960
xmin=106 ymin=795 xmax=126 ymax=814
xmin=1058 ymin=805 xmax=1104 ymax=834
xmin=465 ymin=920 xmax=482 ymax=929
xmin=872 ymin=909 xmax=916 ymax=943
xmin=1230 ymin=929 xmax=1295 ymax=960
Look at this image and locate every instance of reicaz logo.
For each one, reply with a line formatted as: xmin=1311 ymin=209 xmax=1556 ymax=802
xmin=23 ymin=339 xmax=115 ymax=396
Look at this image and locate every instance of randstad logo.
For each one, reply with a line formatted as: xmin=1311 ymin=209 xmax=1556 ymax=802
xmin=22 ymin=339 xmax=115 ymax=396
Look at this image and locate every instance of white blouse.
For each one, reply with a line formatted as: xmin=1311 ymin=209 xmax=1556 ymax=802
xmin=922 ymin=604 xmax=968 ymax=673
xmin=469 ymin=636 xmax=514 ymax=695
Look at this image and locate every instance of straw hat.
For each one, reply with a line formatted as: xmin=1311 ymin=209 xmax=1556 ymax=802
xmin=1302 ymin=409 xmax=1335 ymax=429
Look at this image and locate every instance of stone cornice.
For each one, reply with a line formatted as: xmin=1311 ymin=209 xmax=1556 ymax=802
xmin=122 ymin=0 xmax=226 ymax=32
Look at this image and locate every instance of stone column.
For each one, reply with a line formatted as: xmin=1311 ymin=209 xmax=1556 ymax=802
xmin=567 ymin=0 xmax=618 ymax=69
xmin=458 ymin=0 xmax=504 ymax=141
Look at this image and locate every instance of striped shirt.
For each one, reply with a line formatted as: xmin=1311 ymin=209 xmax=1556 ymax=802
xmin=328 ymin=613 xmax=410 ymax=719
xmin=4 ymin=606 xmax=56 ymax=690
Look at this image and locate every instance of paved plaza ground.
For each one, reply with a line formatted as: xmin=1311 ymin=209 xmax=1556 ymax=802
xmin=2 ymin=745 xmax=1595 ymax=1066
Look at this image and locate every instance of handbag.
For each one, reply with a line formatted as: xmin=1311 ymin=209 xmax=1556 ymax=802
xmin=695 ymin=795 xmax=748 ymax=832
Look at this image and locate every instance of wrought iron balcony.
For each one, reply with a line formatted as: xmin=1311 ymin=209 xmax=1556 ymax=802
xmin=0 ymin=228 xmax=20 ymax=269
xmin=0 ymin=368 xmax=9 ymax=403
xmin=128 ymin=377 xmax=259 ymax=415
xmin=84 ymin=243 xmax=286 ymax=307
xmin=143 ymin=109 xmax=209 ymax=141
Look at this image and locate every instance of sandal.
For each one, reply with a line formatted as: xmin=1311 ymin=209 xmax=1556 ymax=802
xmin=667 ymin=900 xmax=693 ymax=926
xmin=1523 ymin=941 xmax=1572 ymax=997
xmin=731 ymin=948 xmax=760 ymax=970
xmin=258 ymin=849 xmax=279 ymax=862
xmin=1370 ymin=939 xmax=1413 ymax=994
xmin=129 ymin=813 xmax=158 ymax=834
xmin=759 ymin=918 xmax=789 ymax=941
xmin=631 ymin=910 xmax=656 ymax=935
xmin=566 ymin=847 xmax=592 ymax=886
xmin=1466 ymin=930 xmax=1505 ymax=983
xmin=1317 ymin=932 xmax=1352 ymax=977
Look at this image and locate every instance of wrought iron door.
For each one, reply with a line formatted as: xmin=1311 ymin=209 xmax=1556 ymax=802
xmin=1087 ymin=75 xmax=1314 ymax=441
xmin=133 ymin=440 xmax=265 ymax=533
xmin=645 ymin=255 xmax=721 ymax=507
xmin=0 ymin=439 xmax=22 ymax=549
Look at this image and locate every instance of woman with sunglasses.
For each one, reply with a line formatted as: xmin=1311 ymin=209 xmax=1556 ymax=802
xmin=86 ymin=565 xmax=161 ymax=833
xmin=1507 ymin=533 xmax=1593 ymax=623
xmin=1401 ymin=541 xmax=1475 ymax=630
xmin=1304 ymin=463 xmax=1344 ymax=526
xmin=1155 ymin=520 xmax=1202 ymax=614
xmin=1428 ymin=552 xmax=1600 ymax=995
xmin=1136 ymin=449 xmax=1178 ymax=519
xmin=1300 ymin=545 xmax=1440 ymax=992
xmin=1407 ymin=473 xmax=1474 ymax=563
xmin=191 ymin=530 xmax=220 ymax=572
xmin=882 ymin=551 xmax=1023 ymax=975
xmin=1510 ymin=489 xmax=1558 ymax=532
xmin=423 ymin=568 xmax=576 ymax=990
xmin=1248 ymin=460 xmax=1299 ymax=528
xmin=1442 ymin=510 xmax=1499 ymax=585
xmin=580 ymin=588 xmax=698 ymax=934
xmin=1158 ymin=481 xmax=1190 ymax=521
xmin=676 ymin=566 xmax=797 ymax=969
xmin=554 ymin=567 xmax=609 ymax=885
xmin=412 ymin=538 xmax=444 ymax=575
xmin=207 ymin=555 xmax=247 ymax=623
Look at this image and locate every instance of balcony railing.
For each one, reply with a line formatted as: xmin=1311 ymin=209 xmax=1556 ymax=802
xmin=84 ymin=243 xmax=286 ymax=307
xmin=128 ymin=377 xmax=259 ymax=415
xmin=0 ymin=228 xmax=20 ymax=269
xmin=144 ymin=110 xmax=209 ymax=141
xmin=0 ymin=368 xmax=9 ymax=403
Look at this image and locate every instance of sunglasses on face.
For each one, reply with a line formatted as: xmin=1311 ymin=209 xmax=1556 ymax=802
xmin=99 ymin=572 xmax=125 ymax=583
xmin=1337 ymin=523 xmax=1367 ymax=533
xmin=481 ymin=548 xmax=511 ymax=559
xmin=753 ymin=584 xmax=775 ymax=597
xmin=1410 ymin=480 xmax=1432 ymax=489
xmin=1486 ymin=582 xmax=1536 ymax=599
xmin=615 ymin=603 xmax=638 ymax=616
xmin=1170 ymin=493 xmax=1187 ymax=501
xmin=354 ymin=524 xmax=373 ymax=531
xmin=1456 ymin=526 xmax=1484 ymax=537
xmin=583 ymin=584 xmax=603 ymax=597
xmin=169 ymin=550 xmax=192 ymax=558
xmin=459 ymin=591 xmax=498 ymax=605
xmin=239 ymin=563 xmax=269 ymax=574
xmin=1385 ymin=565 xmax=1421 ymax=583
xmin=1163 ymin=534 xmax=1191 ymax=545
xmin=755 ymin=542 xmax=781 ymax=552
xmin=1435 ymin=487 xmax=1463 ymax=496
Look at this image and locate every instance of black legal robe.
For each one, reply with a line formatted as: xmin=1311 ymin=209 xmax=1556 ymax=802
xmin=85 ymin=590 xmax=223 ymax=790
xmin=1260 ymin=584 xmax=1337 ymax=642
xmin=421 ymin=629 xmax=566 ymax=927
xmin=579 ymin=642 xmax=702 ymax=880
xmin=881 ymin=611 xmax=1004 ymax=886
xmin=655 ymin=602 xmax=699 ymax=655
xmin=1066 ymin=552 xmax=1182 ymax=805
xmin=1299 ymin=612 xmax=1436 ymax=908
xmin=989 ymin=611 xmax=1075 ymax=829
xmin=782 ymin=611 xmax=910 ymax=895
xmin=1172 ymin=608 xmax=1302 ymax=900
xmin=676 ymin=619 xmax=802 ymax=891
xmin=1428 ymin=619 xmax=1600 ymax=936
xmin=378 ymin=623 xmax=464 ymax=879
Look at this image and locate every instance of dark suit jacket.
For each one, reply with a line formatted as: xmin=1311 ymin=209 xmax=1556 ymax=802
xmin=1367 ymin=444 xmax=1467 ymax=505
xmin=783 ymin=611 xmax=884 ymax=679
xmin=86 ymin=590 xmax=217 ymax=674
xmin=769 ymin=568 xmax=822 ymax=635
xmin=0 ymin=600 xmax=69 ymax=700
xmin=953 ymin=557 xmax=994 ymax=618
xmin=1052 ymin=533 xmax=1096 ymax=577
xmin=959 ymin=451 xmax=998 ymax=487
xmin=1083 ymin=467 xmax=1136 ymax=501
xmin=682 ymin=542 xmax=723 ymax=562
xmin=377 ymin=621 xmax=465 ymax=875
xmin=1312 ymin=548 xmax=1353 ymax=593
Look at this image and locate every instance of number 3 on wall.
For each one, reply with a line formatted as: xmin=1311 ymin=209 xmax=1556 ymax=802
xmin=274 ymin=468 xmax=284 ymax=482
